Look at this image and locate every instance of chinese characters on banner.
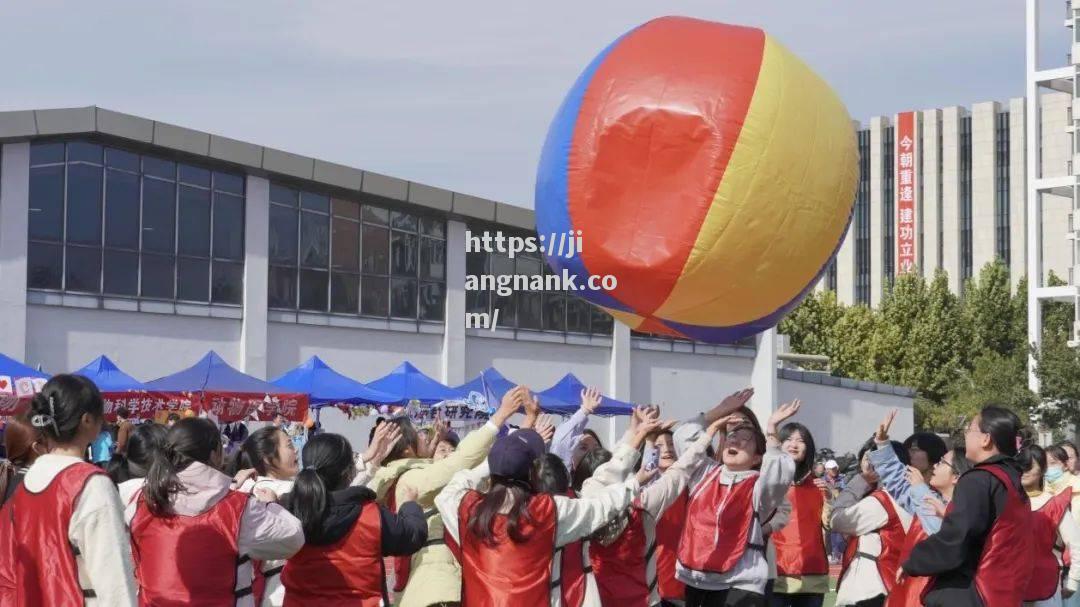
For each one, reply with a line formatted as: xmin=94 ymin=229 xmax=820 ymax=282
xmin=101 ymin=391 xmax=309 ymax=422
xmin=895 ymin=111 xmax=918 ymax=274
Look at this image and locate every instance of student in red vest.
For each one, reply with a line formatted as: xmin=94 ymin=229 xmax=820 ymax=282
xmin=0 ymin=374 xmax=137 ymax=606
xmin=829 ymin=436 xmax=913 ymax=607
xmin=280 ymin=432 xmax=428 ymax=606
xmin=574 ymin=411 xmax=721 ymax=607
xmin=1014 ymin=445 xmax=1080 ymax=607
xmin=128 ymin=417 xmax=305 ymax=606
xmin=532 ymin=452 xmax=601 ymax=607
xmin=902 ymin=406 xmax=1034 ymax=607
xmin=652 ymin=427 xmax=691 ymax=607
xmin=769 ymin=422 xmax=829 ymax=607
xmin=675 ymin=399 xmax=801 ymax=607
xmin=436 ymin=426 xmax=649 ymax=606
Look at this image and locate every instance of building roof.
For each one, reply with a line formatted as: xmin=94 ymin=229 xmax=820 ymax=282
xmin=0 ymin=105 xmax=536 ymax=230
xmin=777 ymin=367 xmax=916 ymax=397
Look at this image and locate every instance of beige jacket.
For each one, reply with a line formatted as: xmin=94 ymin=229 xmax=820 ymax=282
xmin=370 ymin=421 xmax=499 ymax=607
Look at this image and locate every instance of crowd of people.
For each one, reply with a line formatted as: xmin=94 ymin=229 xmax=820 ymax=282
xmin=0 ymin=373 xmax=1070 ymax=607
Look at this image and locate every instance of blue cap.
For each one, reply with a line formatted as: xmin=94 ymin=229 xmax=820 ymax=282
xmin=488 ymin=429 xmax=546 ymax=481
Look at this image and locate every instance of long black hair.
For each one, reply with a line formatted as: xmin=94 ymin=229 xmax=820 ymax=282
xmin=28 ymin=374 xmax=104 ymax=444
xmin=466 ymin=477 xmax=536 ymax=546
xmin=903 ymin=432 xmax=948 ymax=467
xmin=1017 ymin=445 xmax=1048 ymax=490
xmin=779 ymin=422 xmax=817 ymax=481
xmin=977 ymin=406 xmax=1022 ymax=457
xmin=108 ymin=423 xmax=167 ymax=484
xmin=288 ymin=433 xmax=356 ymax=543
xmin=238 ymin=426 xmax=286 ymax=477
xmin=531 ymin=453 xmax=571 ymax=495
xmin=572 ymin=447 xmax=612 ymax=493
xmin=143 ymin=418 xmax=222 ymax=515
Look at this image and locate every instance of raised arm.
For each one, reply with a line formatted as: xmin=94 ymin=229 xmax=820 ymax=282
xmin=550 ymin=388 xmax=599 ymax=468
xmin=639 ymin=418 xmax=722 ymax=519
xmin=581 ymin=418 xmax=664 ymax=493
xmin=553 ymin=475 xmax=642 ymax=547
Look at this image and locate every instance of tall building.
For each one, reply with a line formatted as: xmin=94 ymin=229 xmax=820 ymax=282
xmin=821 ymin=94 xmax=1074 ymax=307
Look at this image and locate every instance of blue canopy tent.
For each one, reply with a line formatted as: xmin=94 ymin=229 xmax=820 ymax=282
xmin=453 ymin=367 xmax=516 ymax=408
xmin=536 ymin=374 xmax=634 ymax=416
xmin=146 ymin=351 xmax=309 ymax=422
xmin=74 ymin=355 xmax=149 ymax=392
xmin=366 ymin=361 xmax=463 ymax=404
xmin=271 ymin=356 xmax=400 ymax=406
xmin=0 ymin=353 xmax=49 ymax=415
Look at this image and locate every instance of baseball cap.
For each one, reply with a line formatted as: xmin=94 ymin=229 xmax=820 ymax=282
xmin=488 ymin=429 xmax=546 ymax=481
xmin=824 ymin=459 xmax=839 ymax=470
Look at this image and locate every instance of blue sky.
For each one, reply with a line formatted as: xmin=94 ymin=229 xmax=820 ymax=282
xmin=0 ymin=1 xmax=1065 ymax=207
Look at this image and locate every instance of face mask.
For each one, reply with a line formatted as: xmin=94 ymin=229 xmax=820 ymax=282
xmin=1046 ymin=466 xmax=1065 ymax=483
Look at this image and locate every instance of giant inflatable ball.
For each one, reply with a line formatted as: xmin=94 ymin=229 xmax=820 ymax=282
xmin=535 ymin=16 xmax=858 ymax=343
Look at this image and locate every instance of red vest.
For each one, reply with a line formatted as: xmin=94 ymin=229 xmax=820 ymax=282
xmin=838 ymin=489 xmax=905 ymax=595
xmin=886 ymin=515 xmax=929 ymax=607
xmin=678 ymin=467 xmax=762 ymax=574
xmin=458 ymin=490 xmax=558 ymax=606
xmin=556 ymin=489 xmax=589 ymax=607
xmin=773 ymin=476 xmax=829 ymax=578
xmin=1026 ymin=488 xmax=1072 ymax=602
xmin=0 ymin=462 xmax=103 ymax=607
xmin=131 ymin=489 xmax=250 ymax=606
xmin=590 ymin=505 xmax=658 ymax=607
xmin=655 ymin=490 xmax=688 ymax=601
xmin=282 ymin=501 xmax=385 ymax=606
xmin=384 ymin=477 xmax=412 ymax=593
xmin=922 ymin=463 xmax=1033 ymax=607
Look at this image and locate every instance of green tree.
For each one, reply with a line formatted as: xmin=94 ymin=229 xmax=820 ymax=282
xmin=778 ymin=290 xmax=843 ymax=365
xmin=829 ymin=304 xmax=878 ymax=380
xmin=963 ymin=261 xmax=1019 ymax=358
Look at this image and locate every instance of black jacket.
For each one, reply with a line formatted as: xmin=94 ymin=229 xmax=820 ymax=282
xmin=902 ymin=455 xmax=1027 ymax=607
xmin=287 ymin=486 xmax=428 ymax=555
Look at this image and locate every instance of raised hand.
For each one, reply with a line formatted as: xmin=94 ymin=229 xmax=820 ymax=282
xmin=905 ymin=465 xmax=926 ymax=487
xmin=231 ymin=468 xmax=257 ymax=489
xmin=875 ymin=409 xmax=898 ymax=444
xmin=535 ymin=415 xmax=556 ymax=445
xmin=767 ymin=399 xmax=802 ymax=435
xmin=493 ymin=385 xmax=529 ymax=426
xmin=705 ymin=388 xmax=754 ymax=423
xmin=635 ymin=466 xmax=659 ymax=486
xmin=923 ymin=494 xmax=947 ymax=518
xmin=580 ymin=387 xmax=602 ymax=415
xmin=363 ymin=420 xmax=403 ymax=467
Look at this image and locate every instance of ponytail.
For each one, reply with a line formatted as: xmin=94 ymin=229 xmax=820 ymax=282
xmin=108 ymin=423 xmax=167 ymax=485
xmin=286 ymin=433 xmax=355 ymax=543
xmin=144 ymin=418 xmax=220 ymax=516
xmin=466 ymin=479 xmax=535 ymax=546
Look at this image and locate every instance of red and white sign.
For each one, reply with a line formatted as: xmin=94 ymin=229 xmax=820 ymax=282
xmin=101 ymin=391 xmax=309 ymax=422
xmin=895 ymin=111 xmax=918 ymax=274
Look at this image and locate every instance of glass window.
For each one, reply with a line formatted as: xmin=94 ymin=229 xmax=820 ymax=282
xmin=103 ymin=250 xmax=138 ymax=296
xmin=391 ymin=231 xmax=418 ymax=277
xmin=390 ymin=278 xmax=417 ymax=318
xmin=300 ymin=210 xmax=329 ymax=267
xmin=361 ymin=276 xmax=389 ymax=316
xmin=268 ymin=266 xmax=297 ymax=309
xmin=179 ymin=164 xmax=212 ymax=188
xmin=105 ymin=170 xmax=140 ymax=249
xmin=362 ymin=205 xmax=389 ymax=225
xmin=420 ymin=217 xmax=445 ymax=238
xmin=66 ymin=163 xmax=103 ymax=245
xmin=214 ymin=172 xmax=244 ymax=195
xmin=27 ymin=243 xmax=62 ymax=289
xmin=67 ymin=142 xmax=102 ymax=164
xmin=177 ymin=257 xmax=209 ymax=301
xmin=301 ymin=192 xmax=330 ymax=213
xmin=332 ymin=198 xmax=359 ymax=220
xmin=212 ymin=192 xmax=244 ymax=260
xmin=362 ymin=225 xmax=390 ymax=274
xmin=270 ymin=184 xmax=298 ymax=206
xmin=143 ymin=157 xmax=176 ymax=180
xmin=211 ymin=261 xmax=243 ymax=304
xmin=591 ymin=307 xmax=613 ymax=335
xmin=490 ymin=253 xmax=516 ymax=328
xmin=30 ymin=142 xmax=65 ymax=166
xmin=65 ymin=245 xmax=101 ymax=292
xmin=29 ymin=165 xmax=64 ymax=241
xmin=299 ymin=269 xmax=328 ymax=311
xmin=566 ymin=298 xmax=591 ymax=333
xmin=465 ymin=252 xmax=488 ymax=315
xmin=269 ymin=205 xmax=298 ymax=265
xmin=543 ymin=292 xmax=567 ymax=332
xmin=331 ymin=273 xmax=359 ymax=314
xmin=141 ymin=254 xmax=174 ymax=299
xmin=106 ymin=148 xmax=139 ymax=172
xmin=419 ymin=282 xmax=445 ymax=321
xmin=518 ymin=290 xmax=543 ymax=330
xmin=390 ymin=211 xmax=417 ymax=232
xmin=142 ymin=178 xmax=176 ymax=253
xmin=178 ymin=186 xmax=211 ymax=257
xmin=331 ymin=217 xmax=359 ymax=272
xmin=420 ymin=237 xmax=445 ymax=280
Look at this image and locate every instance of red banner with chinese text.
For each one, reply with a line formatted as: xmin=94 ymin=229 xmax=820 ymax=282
xmin=895 ymin=111 xmax=918 ymax=274
xmin=102 ymin=391 xmax=308 ymax=422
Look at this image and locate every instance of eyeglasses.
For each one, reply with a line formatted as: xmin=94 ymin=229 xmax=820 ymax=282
xmin=937 ymin=458 xmax=959 ymax=474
